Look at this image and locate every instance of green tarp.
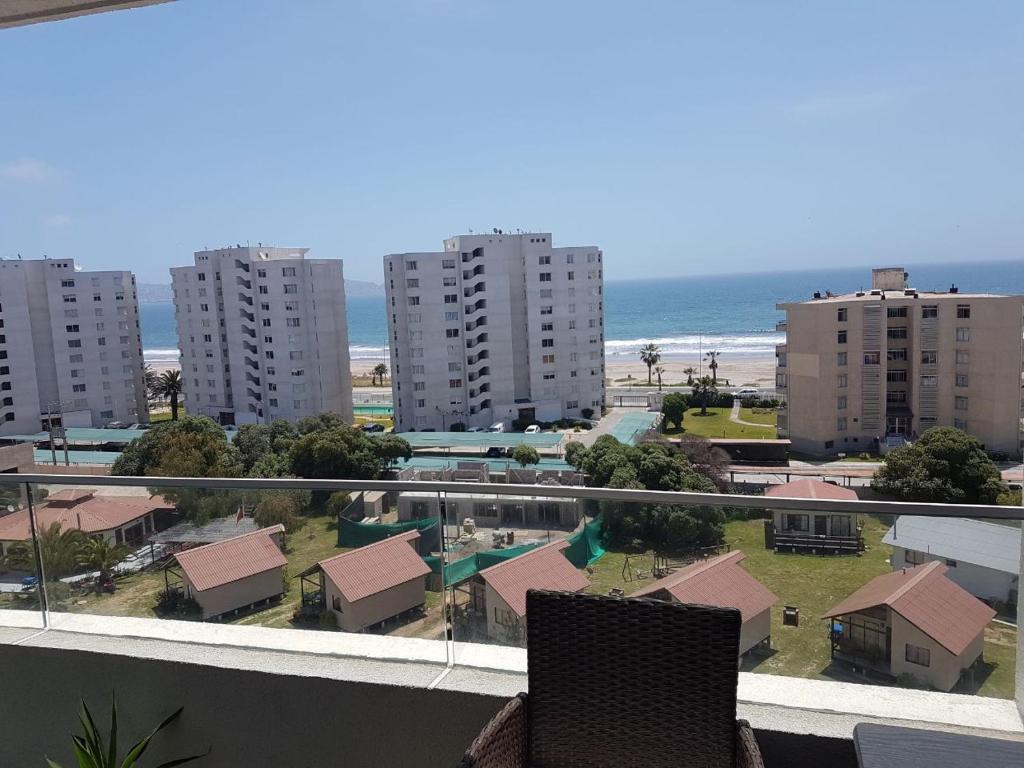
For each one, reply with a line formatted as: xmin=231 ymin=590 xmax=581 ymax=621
xmin=337 ymin=516 xmax=440 ymax=550
xmin=563 ymin=515 xmax=606 ymax=568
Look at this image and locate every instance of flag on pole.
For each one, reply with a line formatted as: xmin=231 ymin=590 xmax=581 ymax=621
xmin=235 ymin=504 xmax=245 ymax=523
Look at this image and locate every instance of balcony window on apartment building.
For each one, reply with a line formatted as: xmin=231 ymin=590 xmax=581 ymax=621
xmin=887 ymin=369 xmax=908 ymax=382
xmin=837 ymin=307 xmax=847 ymax=321
xmin=887 ymin=327 xmax=907 ymax=339
xmin=887 ymin=306 xmax=908 ymax=318
xmin=956 ymin=327 xmax=971 ymax=342
xmin=921 ymin=375 xmax=938 ymax=388
xmin=887 ymin=391 xmax=907 ymax=403
xmin=956 ymin=374 xmax=969 ymax=387
xmin=864 ymin=352 xmax=880 ymax=364
xmin=837 ymin=330 xmax=847 ymax=343
xmin=442 ymin=258 xmax=455 ymax=269
xmin=955 ymin=396 xmax=969 ymax=410
xmin=888 ymin=348 xmax=907 ymax=361
xmin=956 ymin=304 xmax=971 ymax=318
xmin=921 ymin=350 xmax=937 ymax=364
xmin=921 ymin=305 xmax=938 ymax=318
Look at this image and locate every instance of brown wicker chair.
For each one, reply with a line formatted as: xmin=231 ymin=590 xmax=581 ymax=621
xmin=457 ymin=589 xmax=764 ymax=768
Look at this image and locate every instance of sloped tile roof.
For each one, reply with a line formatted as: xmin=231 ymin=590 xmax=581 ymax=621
xmin=632 ymin=550 xmax=778 ymax=622
xmin=764 ymin=478 xmax=858 ymax=501
xmin=174 ymin=525 xmax=286 ymax=592
xmin=479 ymin=539 xmax=589 ymax=618
xmin=316 ymin=531 xmax=430 ymax=603
xmin=822 ymin=561 xmax=995 ymax=655
xmin=0 ymin=493 xmax=173 ymax=541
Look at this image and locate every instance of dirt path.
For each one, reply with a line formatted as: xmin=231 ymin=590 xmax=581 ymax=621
xmin=728 ymin=402 xmax=766 ymax=427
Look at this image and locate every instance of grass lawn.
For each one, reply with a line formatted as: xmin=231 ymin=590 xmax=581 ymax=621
xmin=586 ymin=516 xmax=1016 ymax=699
xmin=738 ymin=407 xmax=777 ymax=427
xmin=664 ymin=407 xmax=776 ymax=440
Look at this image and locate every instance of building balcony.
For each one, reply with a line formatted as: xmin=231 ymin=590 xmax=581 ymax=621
xmin=776 ymin=321 xmax=787 ymax=332
xmin=0 ymin=474 xmax=1019 ymax=767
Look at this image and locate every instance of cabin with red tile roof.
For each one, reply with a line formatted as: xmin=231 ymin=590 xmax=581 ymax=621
xmin=0 ymin=489 xmax=174 ymax=556
xmin=300 ymin=531 xmax=431 ymax=633
xmin=171 ymin=525 xmax=286 ymax=620
xmin=632 ymin=551 xmax=778 ymax=656
xmin=822 ymin=561 xmax=995 ymax=691
xmin=763 ymin=478 xmax=864 ymax=554
xmin=472 ymin=539 xmax=589 ymax=643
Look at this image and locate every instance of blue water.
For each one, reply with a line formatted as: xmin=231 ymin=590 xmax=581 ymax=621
xmin=139 ymin=260 xmax=1023 ymax=363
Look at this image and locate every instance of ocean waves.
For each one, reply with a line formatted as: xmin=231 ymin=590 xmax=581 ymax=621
xmin=604 ymin=333 xmax=784 ymax=358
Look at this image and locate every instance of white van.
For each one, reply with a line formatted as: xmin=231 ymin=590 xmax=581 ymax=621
xmin=487 ymin=422 xmax=505 ymax=433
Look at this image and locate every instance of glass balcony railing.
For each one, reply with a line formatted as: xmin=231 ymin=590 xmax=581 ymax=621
xmin=0 ymin=474 xmax=1018 ymax=704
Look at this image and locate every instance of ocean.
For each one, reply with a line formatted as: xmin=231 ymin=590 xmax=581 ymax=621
xmin=140 ymin=260 xmax=1023 ymax=365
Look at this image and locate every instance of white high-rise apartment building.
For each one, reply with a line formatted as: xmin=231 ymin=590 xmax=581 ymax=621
xmin=385 ymin=233 xmax=605 ymax=432
xmin=171 ymin=246 xmax=352 ymax=426
xmin=777 ymin=267 xmax=1023 ymax=457
xmin=0 ymin=257 xmax=146 ymax=434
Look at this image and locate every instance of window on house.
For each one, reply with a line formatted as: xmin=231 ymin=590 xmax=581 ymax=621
xmin=887 ymin=327 xmax=907 ymax=339
xmin=905 ymin=644 xmax=930 ymax=667
xmin=905 ymin=549 xmax=926 ymax=565
xmin=837 ymin=396 xmax=847 ymax=409
xmin=541 ymin=339 xmax=554 ymax=347
xmin=542 ymin=354 xmax=555 ymax=364
xmin=887 ymin=369 xmax=907 ymax=382
xmin=920 ymin=375 xmax=937 ymax=388
xmin=921 ymin=305 xmax=938 ymax=318
xmin=920 ymin=350 xmax=937 ymax=364
xmin=442 ymin=259 xmax=455 ymax=269
xmin=442 ymin=277 xmax=456 ymax=287
xmin=837 ymin=330 xmax=847 ymax=344
xmin=955 ymin=349 xmax=969 ymax=364
xmin=863 ymin=352 xmax=880 ymax=365
xmin=837 ymin=352 xmax=847 ymax=366
xmin=540 ymin=306 xmax=553 ymax=315
xmin=281 ymin=267 xmax=296 ymax=277
xmin=837 ymin=308 xmax=847 ymax=322
xmin=887 ymin=348 xmax=907 ymax=361
xmin=444 ymin=294 xmax=458 ymax=303
xmin=837 ymin=374 xmax=848 ymax=388
xmin=836 ymin=417 xmax=847 ymax=431
xmin=406 ymin=260 xmax=417 ymax=270
xmin=445 ymin=328 xmax=459 ymax=338
xmin=449 ymin=379 xmax=462 ymax=388
xmin=538 ymin=255 xmax=550 ymax=265
xmin=887 ymin=306 xmax=908 ymax=318
xmin=782 ymin=514 xmax=809 ymax=532
xmin=956 ymin=304 xmax=971 ymax=318
xmin=954 ymin=418 xmax=968 ymax=430
xmin=954 ymin=396 xmax=968 ymax=410
xmin=956 ymin=327 xmax=970 ymax=342
xmin=955 ymin=373 xmax=968 ymax=387
xmin=286 ymin=318 xmax=301 ymax=328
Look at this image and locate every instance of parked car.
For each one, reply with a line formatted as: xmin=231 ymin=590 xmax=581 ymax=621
xmin=524 ymin=424 xmax=541 ymax=434
xmin=360 ymin=423 xmax=385 ymax=433
xmin=20 ymin=575 xmax=37 ymax=592
xmin=733 ymin=388 xmax=760 ymax=399
xmin=485 ymin=447 xmax=508 ymax=458
xmin=127 ymin=423 xmax=151 ymax=430
xmin=487 ymin=422 xmax=506 ymax=433
xmin=466 ymin=426 xmax=485 ymax=433
xmin=104 ymin=421 xmax=130 ymax=429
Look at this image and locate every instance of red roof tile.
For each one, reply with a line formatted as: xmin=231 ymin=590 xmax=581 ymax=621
xmin=316 ymin=531 xmax=430 ymax=603
xmin=0 ymin=494 xmax=173 ymax=541
xmin=822 ymin=562 xmax=995 ymax=655
xmin=632 ymin=550 xmax=778 ymax=622
xmin=174 ymin=525 xmax=286 ymax=592
xmin=479 ymin=540 xmax=589 ymax=618
xmin=764 ymin=478 xmax=858 ymax=501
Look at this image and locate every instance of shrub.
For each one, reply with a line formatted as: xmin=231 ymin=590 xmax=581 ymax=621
xmin=581 ymin=407 xmax=594 ymax=419
xmin=254 ymin=494 xmax=301 ymax=532
xmin=450 ymin=422 xmax=466 ymax=432
xmin=319 ymin=610 xmax=338 ymax=628
xmin=325 ymin=491 xmax=354 ymax=519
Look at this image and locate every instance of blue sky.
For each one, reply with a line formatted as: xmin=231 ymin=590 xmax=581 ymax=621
xmin=0 ymin=0 xmax=1021 ymax=283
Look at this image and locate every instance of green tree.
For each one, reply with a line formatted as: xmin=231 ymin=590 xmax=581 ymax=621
xmin=564 ymin=441 xmax=587 ymax=470
xmin=372 ymin=363 xmax=388 ymax=386
xmin=691 ymin=376 xmax=717 ymax=416
xmin=683 ymin=366 xmax=697 ymax=386
xmin=654 ymin=365 xmax=665 ymax=391
xmin=375 ymin=434 xmax=413 ymax=467
xmin=233 ymin=420 xmax=299 ymax=474
xmin=78 ymin=537 xmax=132 ymax=592
xmin=511 ymin=444 xmax=541 ymax=468
xmin=7 ymin=523 xmax=88 ymax=580
xmin=295 ymin=411 xmax=349 ymax=435
xmin=704 ymin=350 xmax=721 ymax=385
xmin=143 ymin=365 xmax=159 ymax=401
xmin=639 ymin=343 xmax=661 ymax=386
xmin=872 ymin=426 xmax=1007 ymax=503
xmin=254 ymin=494 xmax=301 ymax=532
xmin=661 ymin=392 xmax=688 ymax=430
xmin=325 ymin=491 xmax=353 ymax=519
xmin=153 ymin=369 xmax=183 ymax=420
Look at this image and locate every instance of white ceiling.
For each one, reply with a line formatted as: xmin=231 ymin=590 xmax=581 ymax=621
xmin=0 ymin=0 xmax=173 ymax=30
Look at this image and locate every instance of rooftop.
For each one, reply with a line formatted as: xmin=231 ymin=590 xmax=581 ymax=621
xmin=174 ymin=526 xmax=287 ymax=592
xmin=152 ymin=515 xmax=261 ymax=545
xmin=307 ymin=530 xmax=431 ymax=603
xmin=822 ymin=562 xmax=996 ymax=655
xmin=632 ymin=550 xmax=778 ymax=623
xmin=0 ymin=492 xmax=171 ymax=541
xmin=882 ymin=516 xmax=1021 ymax=575
xmin=764 ymin=478 xmax=859 ymax=502
xmin=478 ymin=539 xmax=589 ymax=617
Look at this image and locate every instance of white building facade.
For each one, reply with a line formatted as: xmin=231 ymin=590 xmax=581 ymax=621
xmin=385 ymin=233 xmax=605 ymax=432
xmin=0 ymin=257 xmax=146 ymax=434
xmin=171 ymin=246 xmax=352 ymax=426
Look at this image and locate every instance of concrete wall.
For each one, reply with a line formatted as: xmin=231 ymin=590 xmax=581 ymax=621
xmin=484 ymin=582 xmax=524 ymax=643
xmin=186 ymin=567 xmax=285 ymax=620
xmin=740 ymin=608 xmax=772 ymax=656
xmin=327 ymin=576 xmax=426 ymax=633
xmin=890 ymin=547 xmax=1017 ymax=604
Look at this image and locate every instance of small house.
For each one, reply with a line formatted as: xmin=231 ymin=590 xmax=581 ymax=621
xmin=472 ymin=539 xmax=589 ymax=643
xmin=302 ymin=530 xmax=430 ymax=633
xmin=398 ymin=490 xmax=581 ymax=529
xmin=171 ymin=525 xmax=287 ymax=620
xmin=882 ymin=516 xmax=1020 ymax=608
xmin=822 ymin=561 xmax=995 ymax=691
xmin=632 ymin=550 xmax=778 ymax=656
xmin=0 ymin=490 xmax=173 ymax=557
xmin=763 ymin=478 xmax=863 ymax=554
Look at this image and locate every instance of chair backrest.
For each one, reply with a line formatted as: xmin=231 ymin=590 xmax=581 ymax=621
xmin=526 ymin=590 xmax=741 ymax=768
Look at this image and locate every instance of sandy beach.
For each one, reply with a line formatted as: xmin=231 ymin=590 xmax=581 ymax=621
xmin=150 ymin=351 xmax=776 ymax=389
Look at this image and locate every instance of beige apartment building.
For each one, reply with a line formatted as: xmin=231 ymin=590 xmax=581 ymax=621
xmin=776 ymin=267 xmax=1023 ymax=457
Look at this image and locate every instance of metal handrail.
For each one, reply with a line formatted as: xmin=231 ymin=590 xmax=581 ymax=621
xmin=0 ymin=474 xmax=1019 ymax=519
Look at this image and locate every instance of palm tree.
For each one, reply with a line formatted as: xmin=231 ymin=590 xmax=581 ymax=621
xmin=692 ymin=376 xmax=717 ymax=416
xmin=78 ymin=537 xmax=132 ymax=592
xmin=639 ymin=343 xmax=661 ymax=386
xmin=155 ymin=369 xmax=183 ymax=420
xmin=6 ymin=522 xmax=88 ymax=580
xmin=372 ymin=363 xmax=388 ymax=386
xmin=704 ymin=350 xmax=721 ymax=385
xmin=683 ymin=366 xmax=697 ymax=386
xmin=654 ymin=365 xmax=665 ymax=392
xmin=143 ymin=365 xmax=159 ymax=401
